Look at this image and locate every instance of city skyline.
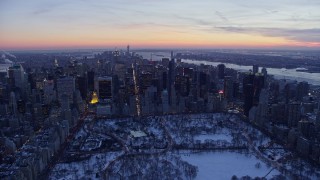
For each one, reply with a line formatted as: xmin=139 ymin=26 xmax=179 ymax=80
xmin=1 ymin=0 xmax=320 ymax=50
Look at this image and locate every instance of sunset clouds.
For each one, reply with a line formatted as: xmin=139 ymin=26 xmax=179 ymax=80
xmin=1 ymin=0 xmax=319 ymax=49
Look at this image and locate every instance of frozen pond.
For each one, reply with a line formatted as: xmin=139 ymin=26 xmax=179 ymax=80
xmin=179 ymin=151 xmax=280 ymax=180
xmin=194 ymin=134 xmax=232 ymax=143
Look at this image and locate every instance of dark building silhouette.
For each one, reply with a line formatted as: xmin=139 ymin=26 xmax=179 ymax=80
xmin=242 ymin=72 xmax=265 ymax=115
xmin=87 ymin=70 xmax=95 ymax=92
xmin=168 ymin=55 xmax=175 ymax=105
xmin=28 ymin=72 xmax=36 ymax=90
xmin=296 ymin=81 xmax=309 ymax=101
xmin=76 ymin=75 xmax=87 ymax=99
xmin=243 ymin=84 xmax=254 ymax=116
xmin=162 ymin=72 xmax=167 ymax=90
xmin=217 ymin=64 xmax=225 ymax=79
xmin=253 ymin=74 xmax=265 ymax=105
xmin=97 ymin=77 xmax=112 ymax=100
xmin=233 ymin=82 xmax=240 ymax=99
xmin=253 ymin=64 xmax=259 ymax=74
xmin=224 ymin=76 xmax=233 ymax=100
xmin=17 ymin=99 xmax=25 ymax=114
xmin=243 ymin=73 xmax=255 ymax=116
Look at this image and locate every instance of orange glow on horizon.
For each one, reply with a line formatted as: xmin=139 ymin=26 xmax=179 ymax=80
xmin=1 ymin=32 xmax=319 ymax=50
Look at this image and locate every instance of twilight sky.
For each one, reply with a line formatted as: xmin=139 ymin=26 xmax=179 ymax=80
xmin=0 ymin=0 xmax=320 ymax=50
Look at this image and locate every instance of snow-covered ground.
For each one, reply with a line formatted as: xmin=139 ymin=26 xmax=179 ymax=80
xmin=194 ymin=133 xmax=232 ymax=143
xmin=49 ymin=113 xmax=320 ymax=180
xmin=50 ymin=151 xmax=124 ymax=180
xmin=179 ymin=151 xmax=280 ymax=180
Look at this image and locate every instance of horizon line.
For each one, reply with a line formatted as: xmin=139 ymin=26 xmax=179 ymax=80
xmin=2 ymin=46 xmax=320 ymax=52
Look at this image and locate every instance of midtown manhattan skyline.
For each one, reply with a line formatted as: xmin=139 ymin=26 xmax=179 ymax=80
xmin=1 ymin=0 xmax=320 ymax=50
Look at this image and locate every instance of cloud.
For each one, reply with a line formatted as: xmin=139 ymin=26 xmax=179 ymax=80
xmin=173 ymin=14 xmax=212 ymax=26
xmin=216 ymin=27 xmax=320 ymax=43
xmin=215 ymin=11 xmax=229 ymax=23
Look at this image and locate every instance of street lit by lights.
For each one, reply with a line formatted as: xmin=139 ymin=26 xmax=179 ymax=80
xmin=132 ymin=63 xmax=141 ymax=116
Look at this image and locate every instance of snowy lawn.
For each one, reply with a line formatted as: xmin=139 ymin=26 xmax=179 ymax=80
xmin=194 ymin=133 xmax=232 ymax=143
xmin=179 ymin=151 xmax=280 ymax=180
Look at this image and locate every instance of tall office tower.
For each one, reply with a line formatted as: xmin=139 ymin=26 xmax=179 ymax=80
xmin=95 ymin=76 xmax=112 ymax=101
xmin=60 ymin=93 xmax=70 ymax=111
xmin=270 ymin=103 xmax=286 ymax=124
xmin=112 ymin=75 xmax=120 ymax=96
xmin=57 ymin=76 xmax=75 ymax=102
xmin=296 ymin=81 xmax=309 ymax=101
xmin=224 ymin=76 xmax=234 ymax=101
xmin=168 ymin=55 xmax=175 ymax=105
xmin=199 ymin=72 xmax=208 ymax=99
xmin=253 ymin=64 xmax=259 ymax=74
xmin=33 ymin=103 xmax=43 ymax=130
xmin=87 ymin=70 xmax=95 ymax=92
xmin=7 ymin=67 xmax=15 ymax=89
xmin=161 ymin=58 xmax=170 ymax=67
xmin=43 ymin=78 xmax=55 ymax=104
xmin=217 ymin=64 xmax=225 ymax=79
xmin=233 ymin=82 xmax=240 ymax=99
xmin=287 ymin=102 xmax=301 ymax=127
xmin=254 ymin=89 xmax=269 ymax=126
xmin=9 ymin=92 xmax=17 ymax=116
xmin=7 ymin=64 xmax=25 ymax=90
xmin=76 ymin=75 xmax=87 ymax=99
xmin=261 ymin=67 xmax=267 ymax=77
xmin=243 ymin=72 xmax=255 ymax=86
xmin=112 ymin=50 xmax=120 ymax=67
xmin=161 ymin=72 xmax=168 ymax=91
xmin=242 ymin=72 xmax=264 ymax=106
xmin=126 ymin=45 xmax=130 ymax=57
xmin=27 ymin=72 xmax=36 ymax=90
xmin=175 ymin=75 xmax=190 ymax=97
xmin=161 ymin=90 xmax=169 ymax=113
xmin=17 ymin=99 xmax=25 ymax=114
xmin=140 ymin=72 xmax=153 ymax=93
xmin=243 ymin=84 xmax=254 ymax=116
xmin=253 ymin=73 xmax=265 ymax=105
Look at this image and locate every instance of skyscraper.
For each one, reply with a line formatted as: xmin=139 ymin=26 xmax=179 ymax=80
xmin=224 ymin=76 xmax=234 ymax=101
xmin=287 ymin=103 xmax=301 ymax=127
xmin=296 ymin=81 xmax=309 ymax=101
xmin=217 ymin=64 xmax=225 ymax=79
xmin=168 ymin=53 xmax=175 ymax=105
xmin=243 ymin=84 xmax=254 ymax=116
xmin=57 ymin=76 xmax=75 ymax=102
xmin=253 ymin=74 xmax=265 ymax=105
xmin=253 ymin=64 xmax=259 ymax=74
xmin=7 ymin=64 xmax=25 ymax=90
xmin=87 ymin=70 xmax=95 ymax=92
xmin=76 ymin=75 xmax=87 ymax=99
xmin=9 ymin=92 xmax=17 ymax=116
xmin=95 ymin=76 xmax=113 ymax=101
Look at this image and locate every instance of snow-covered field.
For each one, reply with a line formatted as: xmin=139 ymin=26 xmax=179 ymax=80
xmin=50 ymin=151 xmax=124 ymax=180
xmin=193 ymin=133 xmax=232 ymax=143
xmin=179 ymin=151 xmax=280 ymax=180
